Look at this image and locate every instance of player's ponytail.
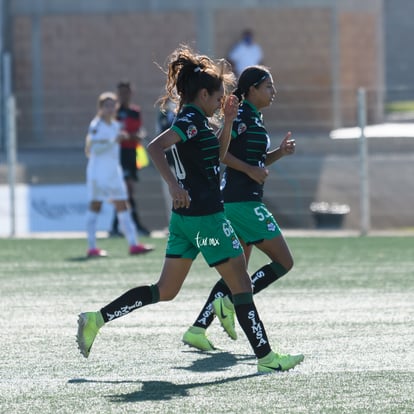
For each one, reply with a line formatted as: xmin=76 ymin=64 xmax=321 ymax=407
xmin=158 ymin=45 xmax=235 ymax=112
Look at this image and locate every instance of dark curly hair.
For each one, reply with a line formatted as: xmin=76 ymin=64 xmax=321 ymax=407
xmin=158 ymin=45 xmax=235 ymax=113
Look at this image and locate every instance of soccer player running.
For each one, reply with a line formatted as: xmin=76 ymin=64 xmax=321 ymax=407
xmin=77 ymin=47 xmax=303 ymax=373
xmin=182 ymin=66 xmax=299 ymax=356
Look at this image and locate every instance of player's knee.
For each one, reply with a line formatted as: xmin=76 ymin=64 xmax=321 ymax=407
xmin=278 ymin=253 xmax=294 ymax=273
xmin=269 ymin=259 xmax=293 ymax=279
xmin=284 ymin=257 xmax=294 ymax=272
xmin=158 ymin=286 xmax=179 ymax=301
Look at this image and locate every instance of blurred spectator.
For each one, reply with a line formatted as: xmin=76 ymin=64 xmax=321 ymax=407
xmin=228 ymin=29 xmax=263 ymax=77
xmin=84 ymin=92 xmax=153 ymax=257
xmin=156 ymin=97 xmax=177 ymax=226
xmin=109 ymin=80 xmax=151 ymax=237
xmin=156 ymin=97 xmax=176 ymax=135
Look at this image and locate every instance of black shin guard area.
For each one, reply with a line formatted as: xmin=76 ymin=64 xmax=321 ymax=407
xmin=193 ymin=279 xmax=232 ymax=328
xmin=101 ymin=285 xmax=155 ymax=323
xmin=251 ymin=262 xmax=288 ymax=294
xmin=233 ymin=293 xmax=271 ymax=358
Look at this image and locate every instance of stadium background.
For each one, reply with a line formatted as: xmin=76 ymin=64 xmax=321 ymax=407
xmin=0 ymin=0 xmax=413 ymax=233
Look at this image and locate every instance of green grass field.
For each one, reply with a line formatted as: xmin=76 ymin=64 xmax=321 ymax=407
xmin=1 ymin=235 xmax=413 ymax=413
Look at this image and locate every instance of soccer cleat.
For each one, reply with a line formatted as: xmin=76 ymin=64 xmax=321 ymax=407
xmin=257 ymin=351 xmax=304 ymax=373
xmin=212 ymin=295 xmax=237 ymax=340
xmin=129 ymin=244 xmax=154 ymax=255
xmin=87 ymin=248 xmax=108 ymax=258
xmin=76 ymin=312 xmax=104 ymax=358
xmin=182 ymin=326 xmax=215 ymax=351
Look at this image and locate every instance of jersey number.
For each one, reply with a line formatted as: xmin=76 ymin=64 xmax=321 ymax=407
xmin=170 ymin=144 xmax=186 ymax=180
xmin=254 ymin=206 xmax=271 ymax=221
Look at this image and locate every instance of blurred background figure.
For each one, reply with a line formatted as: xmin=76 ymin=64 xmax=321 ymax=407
xmin=228 ymin=29 xmax=263 ymax=77
xmin=85 ymin=92 xmax=153 ymax=257
xmin=109 ymin=80 xmax=151 ymax=237
xmin=156 ymin=97 xmax=176 ymax=135
xmin=156 ymin=97 xmax=177 ymax=227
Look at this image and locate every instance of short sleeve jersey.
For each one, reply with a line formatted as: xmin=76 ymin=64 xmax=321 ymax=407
xmin=86 ymin=117 xmax=122 ymax=181
xmin=221 ymin=100 xmax=270 ymax=202
xmin=117 ymin=104 xmax=142 ymax=149
xmin=87 ymin=117 xmax=121 ymax=160
xmin=170 ymin=104 xmax=223 ymax=216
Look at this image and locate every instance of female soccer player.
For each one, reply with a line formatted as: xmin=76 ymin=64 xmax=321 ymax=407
xmin=182 ymin=66 xmax=298 ymax=352
xmin=84 ymin=92 xmax=153 ymax=257
xmin=77 ymin=48 xmax=303 ymax=373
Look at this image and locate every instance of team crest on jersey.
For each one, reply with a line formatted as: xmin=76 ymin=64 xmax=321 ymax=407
xmin=186 ymin=125 xmax=198 ymax=139
xmin=266 ymin=220 xmax=276 ymax=232
xmin=232 ymin=235 xmax=241 ymax=250
xmin=237 ymin=122 xmax=247 ymax=135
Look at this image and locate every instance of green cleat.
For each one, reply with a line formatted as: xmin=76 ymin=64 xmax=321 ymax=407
xmin=212 ymin=295 xmax=237 ymax=340
xmin=258 ymin=351 xmax=304 ymax=373
xmin=76 ymin=312 xmax=104 ymax=358
xmin=182 ymin=326 xmax=215 ymax=351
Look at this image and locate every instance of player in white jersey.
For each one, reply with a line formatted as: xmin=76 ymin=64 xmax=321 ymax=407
xmin=84 ymin=92 xmax=153 ymax=257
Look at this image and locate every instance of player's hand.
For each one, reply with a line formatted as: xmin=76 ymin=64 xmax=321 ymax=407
xmin=279 ymin=132 xmax=295 ymax=156
xmin=222 ymin=94 xmax=239 ymax=120
xmin=117 ymin=131 xmax=129 ymax=142
xmin=169 ymin=184 xmax=191 ymax=209
xmin=246 ymin=165 xmax=269 ymax=185
xmin=130 ymin=127 xmax=148 ymax=143
xmin=129 ymin=134 xmax=142 ymax=143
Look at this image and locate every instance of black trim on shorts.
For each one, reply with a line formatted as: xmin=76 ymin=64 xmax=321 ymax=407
xmin=209 ymin=257 xmax=230 ymax=268
xmin=165 ymin=254 xmax=184 ymax=259
xmin=246 ymin=238 xmax=264 ymax=246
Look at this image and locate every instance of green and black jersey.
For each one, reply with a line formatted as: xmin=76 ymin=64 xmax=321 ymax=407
xmin=221 ymin=100 xmax=270 ymax=202
xmin=171 ymin=104 xmax=223 ymax=216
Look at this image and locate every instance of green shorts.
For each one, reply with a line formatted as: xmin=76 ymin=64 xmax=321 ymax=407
xmin=166 ymin=211 xmax=244 ymax=267
xmin=224 ymin=201 xmax=281 ymax=245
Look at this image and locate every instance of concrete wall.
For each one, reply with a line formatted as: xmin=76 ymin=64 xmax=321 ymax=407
xmin=7 ymin=0 xmax=384 ymax=148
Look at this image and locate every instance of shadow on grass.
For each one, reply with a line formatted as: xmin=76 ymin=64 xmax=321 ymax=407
xmin=105 ymin=374 xmax=258 ymax=402
xmin=65 ymin=257 xmax=90 ymax=262
xmin=68 ymin=352 xmax=258 ymax=402
xmin=68 ymin=378 xmax=138 ymax=385
xmin=175 ymin=350 xmax=255 ymax=372
xmin=65 ymin=255 xmax=112 ymax=262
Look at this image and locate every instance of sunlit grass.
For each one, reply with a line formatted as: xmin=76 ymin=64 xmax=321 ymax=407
xmin=0 ymin=236 xmax=413 ymax=413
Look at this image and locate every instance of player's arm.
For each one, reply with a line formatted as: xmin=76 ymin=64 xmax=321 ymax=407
xmin=265 ymin=131 xmax=295 ymax=166
xmin=126 ymin=127 xmax=146 ymax=143
xmin=222 ymin=152 xmax=269 ymax=185
xmin=88 ymin=135 xmax=118 ymax=155
xmin=217 ymin=95 xmax=239 ymax=161
xmin=147 ymin=129 xmax=191 ymax=209
xmin=84 ymin=134 xmax=91 ymax=158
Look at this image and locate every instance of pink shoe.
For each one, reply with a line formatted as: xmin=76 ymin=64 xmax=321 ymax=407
xmin=129 ymin=244 xmax=154 ymax=255
xmin=87 ymin=248 xmax=108 ymax=258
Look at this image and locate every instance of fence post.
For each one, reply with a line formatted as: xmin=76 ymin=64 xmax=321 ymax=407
xmin=6 ymin=94 xmax=17 ymax=237
xmin=357 ymin=87 xmax=370 ymax=236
